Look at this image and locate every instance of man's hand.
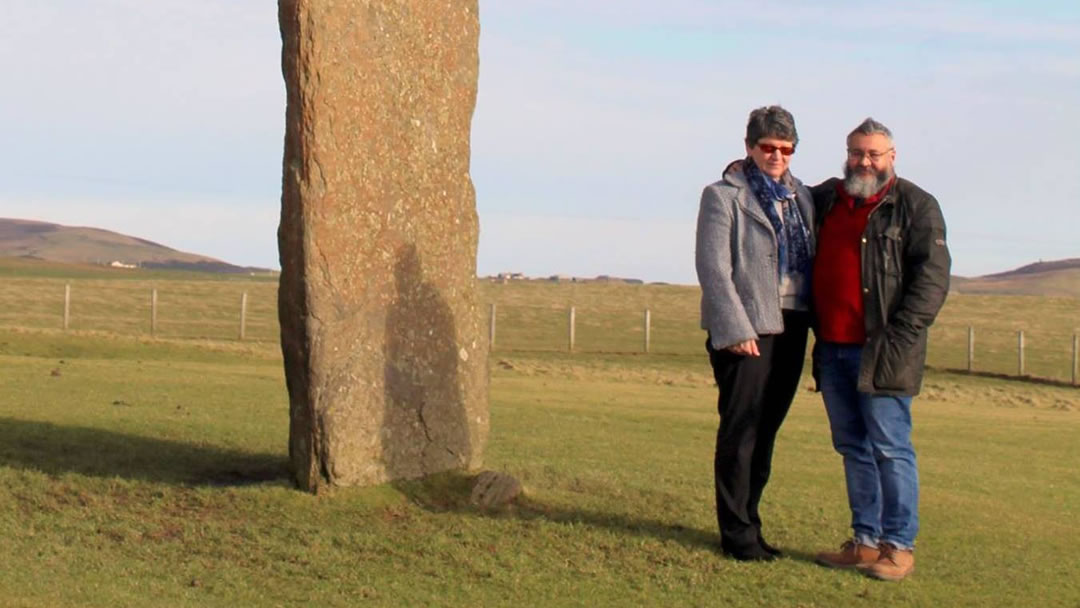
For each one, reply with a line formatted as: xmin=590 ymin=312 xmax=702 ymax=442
xmin=725 ymin=339 xmax=760 ymax=357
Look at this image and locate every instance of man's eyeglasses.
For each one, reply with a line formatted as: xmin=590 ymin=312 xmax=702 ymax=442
xmin=757 ymin=143 xmax=795 ymax=156
xmin=847 ymin=148 xmax=893 ymax=162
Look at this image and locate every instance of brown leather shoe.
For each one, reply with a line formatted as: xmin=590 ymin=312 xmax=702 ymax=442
xmin=859 ymin=543 xmax=915 ymax=581
xmin=815 ymin=540 xmax=881 ymax=569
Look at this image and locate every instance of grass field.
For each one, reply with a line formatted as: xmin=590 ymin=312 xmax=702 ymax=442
xmin=1 ymin=255 xmax=1078 ymax=384
xmin=1 ymin=260 xmax=1079 ymax=606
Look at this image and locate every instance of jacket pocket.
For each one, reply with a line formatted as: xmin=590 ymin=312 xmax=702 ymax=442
xmin=872 ymin=328 xmax=921 ymax=392
xmin=878 ymin=226 xmax=903 ymax=277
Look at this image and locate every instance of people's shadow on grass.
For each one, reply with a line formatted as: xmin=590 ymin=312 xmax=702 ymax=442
xmin=0 ymin=417 xmax=289 ymax=486
xmin=392 ymin=471 xmax=819 ymax=564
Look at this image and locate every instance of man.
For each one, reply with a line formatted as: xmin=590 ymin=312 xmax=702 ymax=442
xmin=811 ymin=118 xmax=950 ymax=581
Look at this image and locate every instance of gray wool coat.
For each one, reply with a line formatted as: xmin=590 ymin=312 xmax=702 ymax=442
xmin=695 ymin=164 xmax=815 ymax=351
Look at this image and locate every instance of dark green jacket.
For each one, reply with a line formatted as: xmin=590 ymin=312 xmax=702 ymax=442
xmin=812 ymin=177 xmax=951 ymax=396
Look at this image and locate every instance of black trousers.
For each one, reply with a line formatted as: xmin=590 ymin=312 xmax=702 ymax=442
xmin=706 ymin=310 xmax=810 ymax=548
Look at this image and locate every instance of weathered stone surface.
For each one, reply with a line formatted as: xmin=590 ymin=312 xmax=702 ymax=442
xmin=277 ymin=0 xmax=487 ymax=491
xmin=470 ymin=471 xmax=523 ymax=508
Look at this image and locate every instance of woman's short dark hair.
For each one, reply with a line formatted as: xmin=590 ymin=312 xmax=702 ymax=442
xmin=745 ymin=105 xmax=798 ymax=148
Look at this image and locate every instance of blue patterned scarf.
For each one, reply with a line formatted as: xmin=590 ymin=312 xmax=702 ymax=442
xmin=742 ymin=158 xmax=812 ymax=278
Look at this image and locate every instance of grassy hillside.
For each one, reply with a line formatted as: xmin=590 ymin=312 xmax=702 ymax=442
xmin=0 ymin=218 xmax=271 ymax=273
xmin=984 ymin=257 xmax=1080 ymax=277
xmin=953 ymin=267 xmax=1080 ymax=298
xmin=0 ymin=255 xmax=277 ymax=282
xmin=952 ymin=258 xmax=1080 ymax=297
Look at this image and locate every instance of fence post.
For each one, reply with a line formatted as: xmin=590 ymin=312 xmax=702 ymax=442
xmin=967 ymin=326 xmax=974 ymax=373
xmin=63 ymin=284 xmax=71 ymax=330
xmin=1017 ymin=330 xmax=1025 ymax=376
xmin=643 ymin=309 xmax=651 ymax=353
xmin=568 ymin=306 xmax=576 ymax=352
xmin=239 ymin=292 xmax=248 ymax=340
xmin=489 ymin=303 xmax=497 ymax=350
xmin=150 ymin=288 xmax=158 ymax=336
xmin=1072 ymin=333 xmax=1078 ymax=386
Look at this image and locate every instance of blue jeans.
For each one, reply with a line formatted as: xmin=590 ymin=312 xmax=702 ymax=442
xmin=817 ymin=342 xmax=918 ymax=549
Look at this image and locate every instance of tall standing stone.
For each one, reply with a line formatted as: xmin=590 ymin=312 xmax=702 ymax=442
xmin=277 ymin=0 xmax=487 ymax=491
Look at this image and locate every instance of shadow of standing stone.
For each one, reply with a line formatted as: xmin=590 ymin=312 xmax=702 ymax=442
xmin=277 ymin=0 xmax=488 ymax=491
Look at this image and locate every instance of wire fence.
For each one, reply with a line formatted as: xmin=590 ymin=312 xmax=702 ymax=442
xmin=485 ymin=303 xmax=1079 ymax=385
xmin=0 ymin=278 xmax=279 ymax=343
xmin=1 ymin=279 xmax=1077 ymax=386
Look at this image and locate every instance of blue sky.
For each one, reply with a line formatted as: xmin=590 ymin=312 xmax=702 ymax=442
xmin=3 ymin=1 xmax=1078 ymax=283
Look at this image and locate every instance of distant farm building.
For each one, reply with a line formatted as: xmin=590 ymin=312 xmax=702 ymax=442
xmin=494 ymin=272 xmax=526 ymax=283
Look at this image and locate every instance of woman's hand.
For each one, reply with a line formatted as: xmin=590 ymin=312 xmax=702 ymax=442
xmin=725 ymin=339 xmax=760 ymax=357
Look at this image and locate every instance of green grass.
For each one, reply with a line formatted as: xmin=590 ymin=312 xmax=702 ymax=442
xmin=1 ymin=326 xmax=1079 ymax=607
xmin=1 ymin=262 xmax=1079 ymax=605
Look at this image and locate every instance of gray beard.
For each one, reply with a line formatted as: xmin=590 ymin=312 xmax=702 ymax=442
xmin=843 ymin=164 xmax=893 ymax=198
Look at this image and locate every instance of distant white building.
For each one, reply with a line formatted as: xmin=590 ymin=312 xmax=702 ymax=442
xmin=495 ymin=272 xmax=526 ymax=283
xmin=109 ymin=260 xmax=137 ymax=269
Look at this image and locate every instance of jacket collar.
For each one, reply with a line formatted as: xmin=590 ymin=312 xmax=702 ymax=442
xmin=723 ymin=160 xmax=772 ymax=229
xmin=723 ymin=160 xmax=814 ymax=245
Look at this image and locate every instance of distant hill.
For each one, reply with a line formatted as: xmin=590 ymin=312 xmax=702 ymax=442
xmin=0 ymin=217 xmax=270 ymax=274
xmin=953 ymin=258 xmax=1080 ymax=298
xmin=981 ymin=258 xmax=1080 ymax=278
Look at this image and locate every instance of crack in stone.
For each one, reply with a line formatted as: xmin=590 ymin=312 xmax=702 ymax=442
xmin=416 ymin=398 xmax=435 ymax=473
xmin=416 ymin=398 xmax=459 ymax=474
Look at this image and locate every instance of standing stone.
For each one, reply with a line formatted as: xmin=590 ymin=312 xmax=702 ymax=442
xmin=277 ymin=0 xmax=487 ymax=491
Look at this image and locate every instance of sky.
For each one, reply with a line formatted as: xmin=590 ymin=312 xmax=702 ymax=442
xmin=2 ymin=1 xmax=1078 ymax=284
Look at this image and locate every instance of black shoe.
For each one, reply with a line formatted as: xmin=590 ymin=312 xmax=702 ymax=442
xmin=758 ymin=535 xmax=783 ymax=557
xmin=721 ymin=539 xmax=776 ymax=562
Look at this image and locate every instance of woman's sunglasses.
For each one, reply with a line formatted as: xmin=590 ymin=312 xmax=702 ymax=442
xmin=757 ymin=143 xmax=795 ymax=156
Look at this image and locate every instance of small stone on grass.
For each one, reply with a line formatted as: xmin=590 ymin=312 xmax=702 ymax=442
xmin=471 ymin=471 xmax=522 ymax=508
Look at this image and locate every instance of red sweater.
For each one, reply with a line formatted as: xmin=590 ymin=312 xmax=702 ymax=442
xmin=813 ymin=180 xmax=893 ymax=344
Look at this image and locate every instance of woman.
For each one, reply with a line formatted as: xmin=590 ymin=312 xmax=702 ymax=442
xmin=694 ymin=105 xmax=814 ymax=561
